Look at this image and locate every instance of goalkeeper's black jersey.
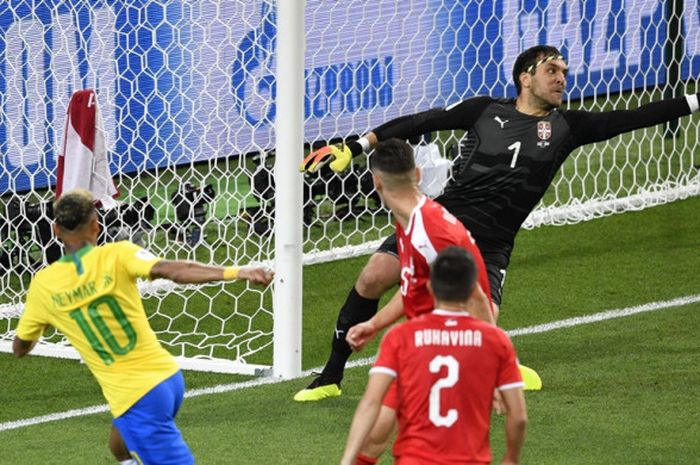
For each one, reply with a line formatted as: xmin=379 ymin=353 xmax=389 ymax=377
xmin=373 ymin=95 xmax=692 ymax=246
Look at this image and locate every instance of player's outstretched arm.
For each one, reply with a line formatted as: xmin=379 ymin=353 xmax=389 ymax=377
xmin=150 ymin=260 xmax=274 ymax=286
xmin=299 ymin=133 xmax=378 ymax=174
xmin=499 ymin=387 xmax=528 ymax=465
xmin=12 ymin=337 xmax=37 ymax=358
xmin=346 ymin=290 xmax=403 ymax=351
xmin=340 ymin=372 xmax=394 ymax=465
xmin=570 ymin=93 xmax=700 ymax=145
xmin=235 ymin=266 xmax=276 ymax=285
xmin=300 ymin=97 xmax=492 ymax=174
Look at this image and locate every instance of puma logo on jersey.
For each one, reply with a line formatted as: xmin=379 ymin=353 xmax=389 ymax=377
xmin=494 ymin=116 xmax=509 ymax=128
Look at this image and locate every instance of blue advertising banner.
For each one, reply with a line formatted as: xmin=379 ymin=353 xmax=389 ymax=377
xmin=1 ymin=0 xmax=698 ymax=194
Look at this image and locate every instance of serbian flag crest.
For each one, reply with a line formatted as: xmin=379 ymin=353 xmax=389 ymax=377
xmin=56 ymin=89 xmax=119 ymax=208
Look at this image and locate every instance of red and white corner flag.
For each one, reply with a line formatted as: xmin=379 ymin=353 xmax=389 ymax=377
xmin=56 ymin=89 xmax=119 ymax=208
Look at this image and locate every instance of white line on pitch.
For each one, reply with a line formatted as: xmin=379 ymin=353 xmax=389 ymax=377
xmin=507 ymin=294 xmax=700 ymax=337
xmin=1 ymin=293 xmax=699 ymax=433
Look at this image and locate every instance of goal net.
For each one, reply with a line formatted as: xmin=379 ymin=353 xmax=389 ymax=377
xmin=1 ymin=0 xmax=698 ymax=374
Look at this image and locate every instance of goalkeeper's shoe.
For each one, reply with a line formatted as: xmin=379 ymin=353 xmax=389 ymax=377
xmin=518 ymin=363 xmax=543 ymax=391
xmin=299 ymin=145 xmax=353 ymax=173
xmin=293 ymin=375 xmax=342 ymax=402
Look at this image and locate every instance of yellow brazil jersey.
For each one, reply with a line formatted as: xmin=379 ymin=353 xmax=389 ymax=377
xmin=16 ymin=241 xmax=180 ymax=418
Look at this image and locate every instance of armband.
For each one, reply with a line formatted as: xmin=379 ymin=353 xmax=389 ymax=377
xmin=686 ymin=94 xmax=699 ymax=113
xmin=223 ymin=266 xmax=240 ymax=280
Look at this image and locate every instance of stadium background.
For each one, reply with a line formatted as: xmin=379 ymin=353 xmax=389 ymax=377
xmin=3 ymin=0 xmax=700 ymax=193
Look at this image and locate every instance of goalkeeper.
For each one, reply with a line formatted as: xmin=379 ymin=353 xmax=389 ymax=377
xmin=296 ymin=44 xmax=700 ymax=402
xmin=13 ymin=189 xmax=274 ymax=465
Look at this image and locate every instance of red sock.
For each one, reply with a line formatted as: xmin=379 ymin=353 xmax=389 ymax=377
xmin=355 ymin=454 xmax=379 ymax=465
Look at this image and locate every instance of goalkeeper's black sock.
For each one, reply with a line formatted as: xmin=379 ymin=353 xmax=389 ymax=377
xmin=319 ymin=286 xmax=379 ymax=385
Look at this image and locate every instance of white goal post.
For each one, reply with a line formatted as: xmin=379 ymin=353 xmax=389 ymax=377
xmin=0 ymin=0 xmax=698 ymax=376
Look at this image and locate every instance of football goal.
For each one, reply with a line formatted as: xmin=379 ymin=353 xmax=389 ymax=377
xmin=0 ymin=0 xmax=698 ymax=377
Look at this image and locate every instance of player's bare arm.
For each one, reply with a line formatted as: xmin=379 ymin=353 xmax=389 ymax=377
xmin=499 ymin=387 xmax=528 ymax=465
xmin=468 ymin=283 xmax=496 ymax=325
xmin=150 ymin=260 xmax=273 ymax=286
xmin=235 ymin=266 xmax=275 ymax=285
xmin=12 ymin=336 xmax=38 ymax=358
xmin=340 ymin=372 xmax=394 ymax=465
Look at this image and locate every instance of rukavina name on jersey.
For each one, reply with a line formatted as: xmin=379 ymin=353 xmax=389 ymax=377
xmin=414 ymin=328 xmax=482 ymax=348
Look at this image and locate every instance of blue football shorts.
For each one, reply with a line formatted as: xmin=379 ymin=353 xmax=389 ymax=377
xmin=113 ymin=371 xmax=194 ymax=465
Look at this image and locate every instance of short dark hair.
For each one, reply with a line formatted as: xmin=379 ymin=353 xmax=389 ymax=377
xmin=368 ymin=138 xmax=415 ymax=174
xmin=53 ymin=189 xmax=96 ymax=231
xmin=430 ymin=246 xmax=477 ymax=303
xmin=512 ymin=45 xmax=564 ymax=94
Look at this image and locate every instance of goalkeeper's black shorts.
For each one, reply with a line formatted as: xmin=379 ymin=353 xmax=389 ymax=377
xmin=375 ymin=234 xmax=512 ymax=306
xmin=375 ymin=234 xmax=400 ymax=258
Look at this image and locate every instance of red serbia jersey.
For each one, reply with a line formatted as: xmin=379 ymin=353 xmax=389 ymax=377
xmin=396 ymin=196 xmax=490 ymax=319
xmin=371 ymin=310 xmax=523 ymax=465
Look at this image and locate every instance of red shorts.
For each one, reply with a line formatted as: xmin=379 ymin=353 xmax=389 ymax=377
xmin=382 ymin=380 xmax=399 ymax=410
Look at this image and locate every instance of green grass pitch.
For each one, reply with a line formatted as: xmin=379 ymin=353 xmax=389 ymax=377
xmin=0 ymin=195 xmax=698 ymax=464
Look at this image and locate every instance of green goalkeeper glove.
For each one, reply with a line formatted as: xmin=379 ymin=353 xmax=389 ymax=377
xmin=299 ymin=144 xmax=356 ymax=173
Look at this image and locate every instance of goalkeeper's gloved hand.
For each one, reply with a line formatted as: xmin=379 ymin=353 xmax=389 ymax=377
xmin=299 ymin=144 xmax=353 ymax=173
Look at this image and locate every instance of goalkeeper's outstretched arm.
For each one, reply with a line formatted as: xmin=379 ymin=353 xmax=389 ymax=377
xmin=150 ymin=260 xmax=274 ymax=286
xmin=300 ymin=97 xmax=491 ymax=173
xmin=565 ymin=93 xmax=700 ymax=145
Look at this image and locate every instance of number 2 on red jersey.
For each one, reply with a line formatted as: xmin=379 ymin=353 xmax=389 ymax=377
xmin=429 ymin=355 xmax=459 ymax=427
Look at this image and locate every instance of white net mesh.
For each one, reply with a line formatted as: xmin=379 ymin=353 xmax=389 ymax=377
xmin=1 ymin=0 xmax=698 ymax=372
